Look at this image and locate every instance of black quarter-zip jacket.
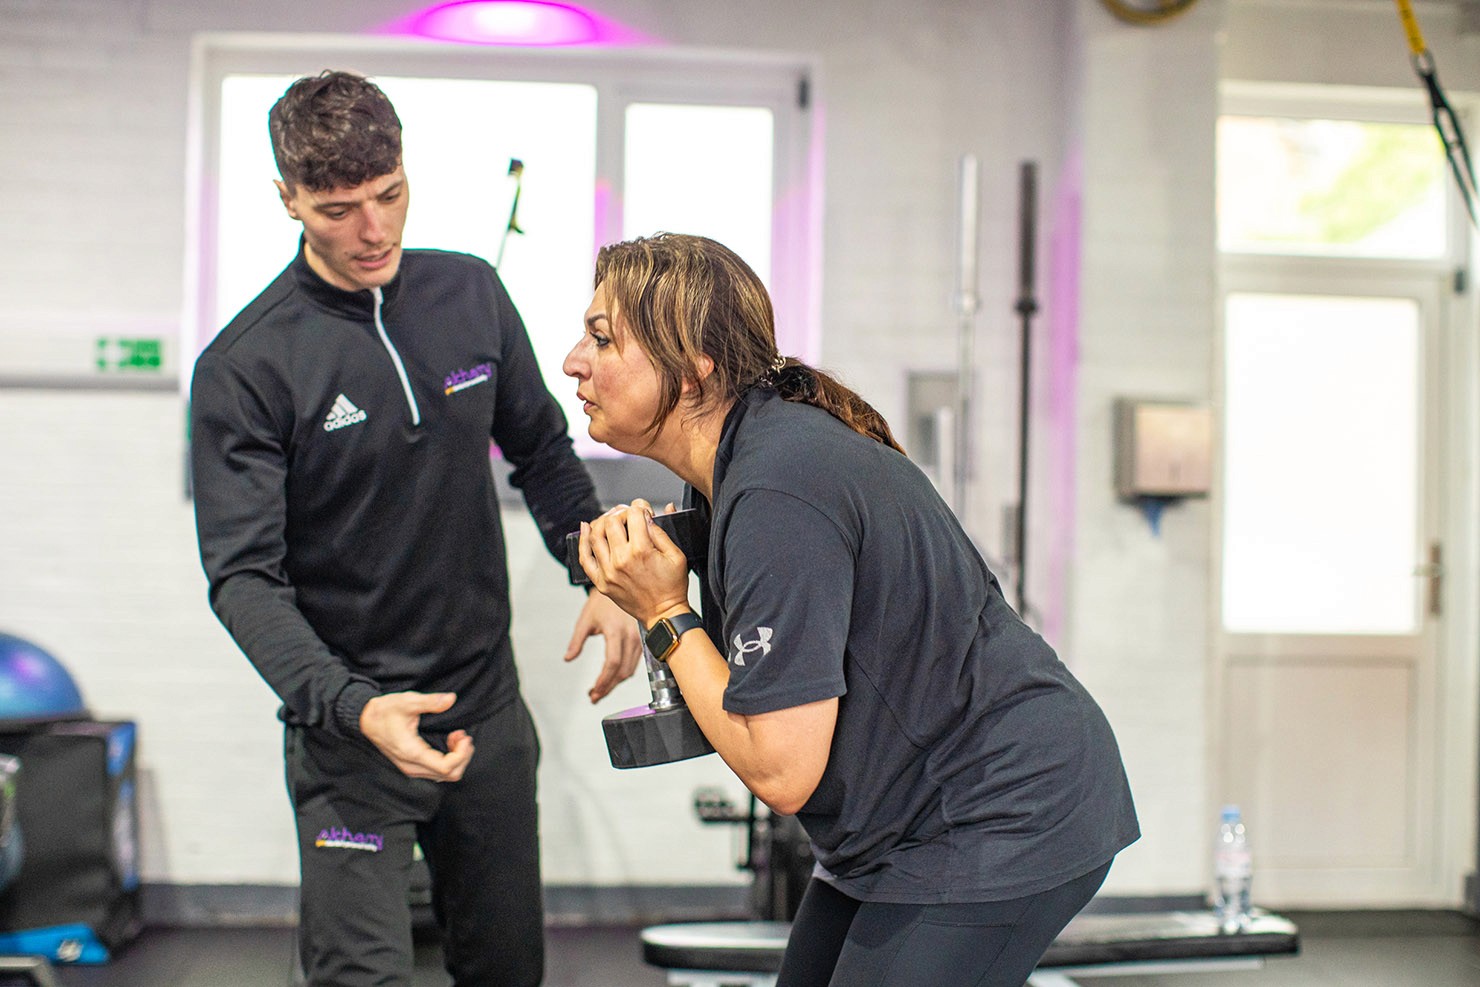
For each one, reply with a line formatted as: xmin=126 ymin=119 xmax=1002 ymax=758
xmin=190 ymin=245 xmax=600 ymax=737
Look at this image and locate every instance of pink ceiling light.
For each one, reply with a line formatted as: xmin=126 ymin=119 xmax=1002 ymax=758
xmin=391 ymin=0 xmax=646 ymax=47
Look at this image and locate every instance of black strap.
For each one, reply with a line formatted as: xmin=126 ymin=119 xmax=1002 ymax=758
xmin=1413 ymin=51 xmax=1478 ymax=228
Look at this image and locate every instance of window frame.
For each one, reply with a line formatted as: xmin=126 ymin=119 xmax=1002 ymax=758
xmin=1214 ymin=82 xmax=1467 ymax=641
xmin=184 ymin=34 xmax=819 ymax=504
xmin=1217 ymin=80 xmax=1468 ymax=270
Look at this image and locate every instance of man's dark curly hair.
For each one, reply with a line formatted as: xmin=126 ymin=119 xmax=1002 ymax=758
xmin=269 ymin=70 xmax=402 ymax=191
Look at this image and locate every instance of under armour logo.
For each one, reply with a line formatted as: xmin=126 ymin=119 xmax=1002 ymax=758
xmin=730 ymin=627 xmax=773 ymax=666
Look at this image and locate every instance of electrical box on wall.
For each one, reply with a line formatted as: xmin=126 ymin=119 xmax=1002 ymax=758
xmin=904 ymin=370 xmax=959 ymax=473
xmin=1113 ymin=398 xmax=1212 ymax=500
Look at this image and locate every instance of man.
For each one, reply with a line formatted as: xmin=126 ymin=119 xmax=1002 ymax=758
xmin=189 ymin=70 xmax=639 ymax=986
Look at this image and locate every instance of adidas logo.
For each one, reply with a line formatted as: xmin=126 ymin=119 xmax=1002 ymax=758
xmin=323 ymin=394 xmax=368 ymax=432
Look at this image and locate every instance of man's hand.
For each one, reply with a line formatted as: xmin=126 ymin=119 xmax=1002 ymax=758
xmin=564 ymin=590 xmax=643 ymax=704
xmin=359 ymin=692 xmax=474 ymax=782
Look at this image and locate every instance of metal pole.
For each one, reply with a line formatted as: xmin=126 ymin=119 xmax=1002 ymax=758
xmin=496 ymin=158 xmax=525 ymax=268
xmin=954 ymin=155 xmax=981 ymax=522
xmin=1013 ymin=161 xmax=1039 ymax=617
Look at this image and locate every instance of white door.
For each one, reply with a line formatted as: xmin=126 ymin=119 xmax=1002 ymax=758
xmin=1213 ymin=102 xmax=1472 ymax=907
xmin=1217 ymin=271 xmax=1448 ymax=906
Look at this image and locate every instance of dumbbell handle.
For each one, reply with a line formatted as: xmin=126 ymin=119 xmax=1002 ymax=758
xmin=642 ymin=618 xmax=686 ymax=711
xmin=565 ymin=508 xmax=708 ymax=587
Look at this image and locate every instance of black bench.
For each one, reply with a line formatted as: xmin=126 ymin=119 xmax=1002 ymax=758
xmin=641 ymin=909 xmax=1300 ymax=986
xmin=0 ymin=956 xmax=59 ymax=987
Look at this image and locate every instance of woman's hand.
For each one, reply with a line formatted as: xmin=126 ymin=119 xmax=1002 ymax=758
xmin=578 ymin=499 xmax=691 ymax=627
xmin=583 ymin=499 xmax=836 ymax=813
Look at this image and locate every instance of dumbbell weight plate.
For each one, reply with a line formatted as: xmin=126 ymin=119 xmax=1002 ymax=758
xmin=602 ymin=703 xmax=716 ymax=769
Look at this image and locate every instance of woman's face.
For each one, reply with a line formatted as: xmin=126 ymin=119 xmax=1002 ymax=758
xmin=562 ymin=283 xmax=666 ymax=454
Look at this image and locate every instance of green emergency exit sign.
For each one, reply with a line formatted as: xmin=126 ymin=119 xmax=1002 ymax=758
xmin=96 ymin=337 xmax=164 ymax=373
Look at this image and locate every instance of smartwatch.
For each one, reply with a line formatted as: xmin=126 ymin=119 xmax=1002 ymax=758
xmin=645 ymin=612 xmax=704 ymax=663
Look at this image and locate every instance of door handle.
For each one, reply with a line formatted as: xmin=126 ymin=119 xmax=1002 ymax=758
xmin=1412 ymin=542 xmax=1442 ymax=617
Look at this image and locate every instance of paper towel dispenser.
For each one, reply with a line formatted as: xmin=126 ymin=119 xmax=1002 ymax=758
xmin=1113 ymin=398 xmax=1212 ymax=500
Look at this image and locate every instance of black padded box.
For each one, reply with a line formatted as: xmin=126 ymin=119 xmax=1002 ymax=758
xmin=0 ymin=720 xmax=140 ymax=963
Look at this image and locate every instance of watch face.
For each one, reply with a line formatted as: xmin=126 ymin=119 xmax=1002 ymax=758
xmin=645 ymin=619 xmax=678 ymax=662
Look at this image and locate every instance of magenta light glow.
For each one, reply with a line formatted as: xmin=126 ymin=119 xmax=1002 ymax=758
xmin=390 ymin=0 xmax=647 ymax=47
xmin=1040 ymin=144 xmax=1084 ymax=648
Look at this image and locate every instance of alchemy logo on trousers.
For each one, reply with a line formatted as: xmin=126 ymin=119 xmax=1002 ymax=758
xmin=315 ymin=827 xmax=383 ymax=852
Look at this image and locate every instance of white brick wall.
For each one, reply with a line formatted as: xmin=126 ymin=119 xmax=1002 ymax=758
xmin=0 ymin=390 xmax=294 ymax=882
xmin=0 ymin=0 xmax=1086 ymax=892
xmin=1 ymin=0 xmax=1470 ymax=903
xmin=1034 ymin=0 xmax=1223 ymax=895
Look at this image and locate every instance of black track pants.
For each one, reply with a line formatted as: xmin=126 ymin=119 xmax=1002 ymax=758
xmin=776 ymin=860 xmax=1112 ymax=987
xmin=286 ymin=697 xmax=544 ymax=987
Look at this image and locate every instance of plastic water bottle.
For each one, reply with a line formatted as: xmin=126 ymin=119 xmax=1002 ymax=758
xmin=1212 ymin=804 xmax=1253 ymax=933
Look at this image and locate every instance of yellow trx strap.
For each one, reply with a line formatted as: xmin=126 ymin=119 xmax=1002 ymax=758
xmin=1392 ymin=0 xmax=1427 ymax=58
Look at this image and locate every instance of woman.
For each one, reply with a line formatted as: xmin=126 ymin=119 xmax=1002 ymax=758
xmin=565 ymin=233 xmax=1138 ymax=987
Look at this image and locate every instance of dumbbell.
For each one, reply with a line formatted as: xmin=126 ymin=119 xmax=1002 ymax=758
xmin=565 ymin=509 xmax=717 ymax=769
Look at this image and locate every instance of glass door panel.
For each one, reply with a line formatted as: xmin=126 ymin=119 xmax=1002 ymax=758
xmin=1222 ymin=291 xmax=1421 ymax=634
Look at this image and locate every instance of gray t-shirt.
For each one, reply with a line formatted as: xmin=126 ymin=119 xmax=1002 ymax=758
xmin=697 ymin=389 xmax=1138 ymax=904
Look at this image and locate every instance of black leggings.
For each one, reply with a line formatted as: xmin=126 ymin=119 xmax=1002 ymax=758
xmin=775 ymin=861 xmax=1112 ymax=987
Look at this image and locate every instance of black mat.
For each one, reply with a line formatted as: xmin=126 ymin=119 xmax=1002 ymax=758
xmin=641 ymin=910 xmax=1300 ymax=974
xmin=1039 ymin=909 xmax=1299 ymax=968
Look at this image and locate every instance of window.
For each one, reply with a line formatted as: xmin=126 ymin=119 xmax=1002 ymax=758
xmin=214 ymin=73 xmax=601 ymax=460
xmin=1215 ymin=89 xmax=1457 ymax=638
xmin=187 ymin=39 xmax=816 ymax=475
xmin=622 ymin=102 xmax=776 ymax=280
xmin=1217 ymin=115 xmax=1450 ymax=260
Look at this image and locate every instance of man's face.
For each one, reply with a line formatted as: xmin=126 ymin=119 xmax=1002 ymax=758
xmin=276 ymin=165 xmax=409 ymax=292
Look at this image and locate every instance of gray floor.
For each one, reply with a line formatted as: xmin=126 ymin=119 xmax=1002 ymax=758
xmin=39 ymin=910 xmax=1480 ymax=986
xmin=47 ymin=924 xmax=657 ymax=986
xmin=1073 ymin=911 xmax=1480 ymax=987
